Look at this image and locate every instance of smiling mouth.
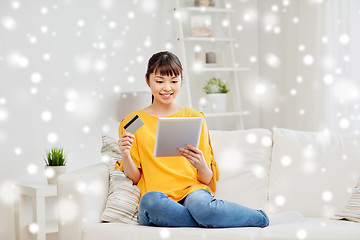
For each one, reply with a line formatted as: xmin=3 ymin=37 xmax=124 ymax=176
xmin=160 ymin=93 xmax=173 ymax=98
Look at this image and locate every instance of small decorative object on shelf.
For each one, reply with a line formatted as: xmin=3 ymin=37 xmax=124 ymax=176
xmin=203 ymin=77 xmax=229 ymax=113
xmin=194 ymin=51 xmax=203 ymax=66
xmin=205 ymin=52 xmax=217 ymax=66
xmin=191 ymin=15 xmax=212 ymax=37
xmin=44 ymin=147 xmax=67 ymax=184
xmin=195 ymin=0 xmax=215 ymax=7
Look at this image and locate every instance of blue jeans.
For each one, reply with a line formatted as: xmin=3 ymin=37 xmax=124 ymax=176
xmin=138 ymin=190 xmax=269 ymax=228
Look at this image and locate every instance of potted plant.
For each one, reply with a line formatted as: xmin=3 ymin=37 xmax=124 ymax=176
xmin=44 ymin=147 xmax=67 ymax=184
xmin=203 ymin=77 xmax=229 ymax=113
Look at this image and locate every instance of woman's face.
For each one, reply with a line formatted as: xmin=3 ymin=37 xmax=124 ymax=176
xmin=147 ymin=71 xmax=182 ymax=105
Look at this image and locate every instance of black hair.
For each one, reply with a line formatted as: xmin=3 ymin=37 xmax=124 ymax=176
xmin=145 ymin=51 xmax=183 ymax=103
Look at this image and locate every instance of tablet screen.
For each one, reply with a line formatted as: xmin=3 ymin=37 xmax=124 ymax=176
xmin=154 ymin=117 xmax=203 ymax=157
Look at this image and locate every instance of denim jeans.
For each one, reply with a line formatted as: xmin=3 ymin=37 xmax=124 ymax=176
xmin=138 ymin=189 xmax=269 ymax=228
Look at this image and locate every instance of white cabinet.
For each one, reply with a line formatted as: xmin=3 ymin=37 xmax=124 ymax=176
xmin=174 ymin=0 xmax=249 ymax=129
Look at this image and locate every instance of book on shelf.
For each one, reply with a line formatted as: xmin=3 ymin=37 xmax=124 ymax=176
xmin=191 ymin=15 xmax=212 ymax=37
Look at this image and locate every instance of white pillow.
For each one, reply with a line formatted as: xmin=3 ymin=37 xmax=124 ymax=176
xmin=210 ymin=129 xmax=272 ymax=210
xmin=100 ymin=135 xmax=140 ymax=224
xmin=269 ymin=128 xmax=360 ymax=217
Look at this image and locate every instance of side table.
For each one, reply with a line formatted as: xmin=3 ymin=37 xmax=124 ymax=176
xmin=14 ymin=183 xmax=58 ymax=240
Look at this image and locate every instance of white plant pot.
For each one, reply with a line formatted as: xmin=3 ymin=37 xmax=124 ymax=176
xmin=45 ymin=166 xmax=66 ymax=185
xmin=206 ymin=93 xmax=228 ymax=113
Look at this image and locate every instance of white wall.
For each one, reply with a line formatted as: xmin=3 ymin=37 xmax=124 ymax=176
xmin=0 ymin=1 xmax=170 ymax=239
xmin=0 ymin=1 xmax=260 ymax=239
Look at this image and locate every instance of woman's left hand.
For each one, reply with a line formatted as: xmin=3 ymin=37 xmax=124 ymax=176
xmin=178 ymin=144 xmax=208 ymax=171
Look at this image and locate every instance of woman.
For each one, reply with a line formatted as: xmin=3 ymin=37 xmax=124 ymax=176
xmin=118 ymin=51 xmax=269 ymax=228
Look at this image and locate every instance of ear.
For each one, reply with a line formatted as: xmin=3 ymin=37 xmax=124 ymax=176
xmin=145 ymin=74 xmax=150 ymax=87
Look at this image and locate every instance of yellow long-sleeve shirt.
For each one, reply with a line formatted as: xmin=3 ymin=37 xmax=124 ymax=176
xmin=118 ymin=107 xmax=218 ymax=202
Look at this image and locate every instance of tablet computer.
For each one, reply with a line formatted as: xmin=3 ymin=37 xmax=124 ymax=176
xmin=154 ymin=117 xmax=203 ymax=157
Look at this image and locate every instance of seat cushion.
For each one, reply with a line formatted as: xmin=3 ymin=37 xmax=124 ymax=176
xmin=256 ymin=218 xmax=360 ymax=240
xmin=269 ymin=128 xmax=360 ymax=217
xmin=209 ymin=129 xmax=272 ymax=210
xmin=82 ymin=218 xmax=360 ymax=240
xmin=82 ymin=223 xmax=261 ymax=240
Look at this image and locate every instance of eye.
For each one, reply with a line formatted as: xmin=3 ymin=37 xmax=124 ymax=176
xmin=172 ymin=81 xmax=178 ymax=84
xmin=156 ymin=81 xmax=163 ymax=84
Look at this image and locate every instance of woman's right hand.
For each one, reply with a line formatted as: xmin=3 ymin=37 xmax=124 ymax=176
xmin=118 ymin=132 xmax=135 ymax=156
xmin=117 ymin=132 xmax=141 ymax=184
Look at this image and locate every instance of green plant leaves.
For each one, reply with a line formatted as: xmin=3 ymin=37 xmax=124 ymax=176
xmin=203 ymin=77 xmax=230 ymax=94
xmin=44 ymin=147 xmax=67 ymax=166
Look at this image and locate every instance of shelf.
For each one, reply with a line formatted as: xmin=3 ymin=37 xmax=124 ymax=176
xmin=184 ymin=37 xmax=235 ymax=42
xmin=190 ymin=67 xmax=250 ymax=72
xmin=180 ymin=7 xmax=234 ymax=13
xmin=204 ymin=111 xmax=251 ymax=118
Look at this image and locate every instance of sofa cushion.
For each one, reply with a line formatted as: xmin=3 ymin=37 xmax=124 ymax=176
xmin=209 ymin=129 xmax=272 ymax=210
xmin=332 ymin=183 xmax=360 ymax=223
xmin=269 ymin=128 xmax=360 ymax=217
xmin=100 ymin=135 xmax=140 ymax=224
xmin=82 ymin=218 xmax=360 ymax=240
xmin=256 ymin=217 xmax=360 ymax=240
xmin=82 ymin=222 xmax=261 ymax=240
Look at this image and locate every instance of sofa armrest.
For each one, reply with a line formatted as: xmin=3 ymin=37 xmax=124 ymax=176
xmin=58 ymin=163 xmax=109 ymax=240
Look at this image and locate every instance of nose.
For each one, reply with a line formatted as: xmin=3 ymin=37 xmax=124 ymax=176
xmin=163 ymin=83 xmax=172 ymax=91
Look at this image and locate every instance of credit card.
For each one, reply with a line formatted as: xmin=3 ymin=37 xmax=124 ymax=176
xmin=123 ymin=114 xmax=144 ymax=134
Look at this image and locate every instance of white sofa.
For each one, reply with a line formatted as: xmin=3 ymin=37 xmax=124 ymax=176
xmin=57 ymin=128 xmax=360 ymax=240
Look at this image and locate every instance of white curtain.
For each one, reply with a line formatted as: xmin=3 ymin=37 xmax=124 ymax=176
xmin=289 ymin=0 xmax=360 ymax=133
xmin=324 ymin=0 xmax=360 ymax=134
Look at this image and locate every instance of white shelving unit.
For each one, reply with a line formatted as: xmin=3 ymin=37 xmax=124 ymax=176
xmin=174 ymin=0 xmax=249 ymax=129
